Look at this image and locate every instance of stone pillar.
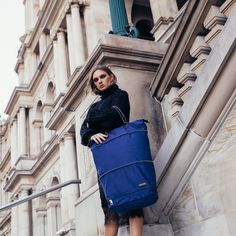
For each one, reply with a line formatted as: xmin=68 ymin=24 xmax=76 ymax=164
xmin=19 ymin=189 xmax=30 ymax=236
xmin=59 ymin=138 xmax=69 ymax=223
xmin=53 ymin=39 xmax=61 ymax=97
xmin=109 ymin=0 xmax=129 ymax=35
xmin=10 ymin=119 xmax=18 ymax=167
xmin=24 ymin=0 xmax=31 ymax=33
xmin=24 ymin=49 xmax=31 ymax=83
xmin=46 ymin=197 xmax=61 ymax=236
xmin=39 ymin=33 xmax=47 ymax=60
xmin=29 ymin=108 xmax=35 ymax=156
xmin=66 ymin=13 xmax=76 ymax=73
xmin=42 ymin=105 xmax=52 ymax=143
xmin=18 ymin=63 xmax=25 ymax=85
xmin=11 ymin=198 xmax=18 ymax=236
xmin=71 ymin=3 xmax=85 ymax=67
xmin=24 ymin=48 xmax=37 ymax=84
xmin=18 ymin=107 xmax=27 ymax=157
xmin=32 ymin=120 xmax=44 ymax=154
xmin=36 ymin=209 xmax=47 ymax=236
xmin=63 ymin=133 xmax=78 ymax=220
xmin=57 ymin=29 xmax=68 ymax=91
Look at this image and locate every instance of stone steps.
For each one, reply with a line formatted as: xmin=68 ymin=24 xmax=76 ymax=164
xmin=118 ymin=223 xmax=174 ymax=236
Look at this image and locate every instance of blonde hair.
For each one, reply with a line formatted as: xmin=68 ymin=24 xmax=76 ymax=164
xmin=88 ymin=65 xmax=117 ymax=95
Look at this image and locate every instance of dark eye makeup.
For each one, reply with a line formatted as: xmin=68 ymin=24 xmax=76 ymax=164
xmin=93 ymin=73 xmax=107 ymax=83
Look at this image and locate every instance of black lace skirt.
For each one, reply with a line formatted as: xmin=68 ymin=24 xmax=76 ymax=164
xmin=98 ymin=180 xmax=143 ymax=225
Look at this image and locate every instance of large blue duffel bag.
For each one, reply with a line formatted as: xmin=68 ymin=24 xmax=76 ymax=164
xmin=90 ymin=106 xmax=158 ymax=212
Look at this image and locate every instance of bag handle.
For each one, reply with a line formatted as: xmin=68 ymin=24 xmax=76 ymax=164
xmin=112 ymin=106 xmax=128 ymax=124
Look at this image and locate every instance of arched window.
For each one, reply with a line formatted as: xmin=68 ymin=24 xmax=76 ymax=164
xmin=45 ymin=82 xmax=55 ymax=104
xmin=35 ymin=100 xmax=44 ymax=149
xmin=131 ymin=0 xmax=155 ymax=41
xmin=36 ymin=101 xmax=43 ymax=121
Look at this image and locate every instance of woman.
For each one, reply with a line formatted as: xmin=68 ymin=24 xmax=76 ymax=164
xmin=80 ymin=65 xmax=144 ymax=236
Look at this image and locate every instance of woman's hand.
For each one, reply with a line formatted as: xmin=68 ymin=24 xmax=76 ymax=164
xmin=90 ymin=133 xmax=108 ymax=144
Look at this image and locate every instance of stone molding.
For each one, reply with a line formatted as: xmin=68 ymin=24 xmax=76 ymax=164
xmin=0 ymin=211 xmax=10 ymax=230
xmin=0 ymin=149 xmax=10 ymax=171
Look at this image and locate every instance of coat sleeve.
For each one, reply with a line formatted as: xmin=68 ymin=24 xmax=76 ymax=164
xmin=80 ymin=118 xmax=96 ymax=146
xmin=80 ymin=103 xmax=97 ymax=146
xmin=87 ymin=90 xmax=130 ymax=130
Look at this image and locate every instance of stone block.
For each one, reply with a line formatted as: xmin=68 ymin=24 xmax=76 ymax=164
xmin=189 ymin=36 xmax=211 ymax=58
xmin=118 ymin=223 xmax=174 ymax=236
xmin=174 ymin=215 xmax=230 ymax=236
xmin=177 ymin=63 xmax=197 ymax=85
xmin=169 ymin=182 xmax=200 ymax=231
xmin=204 ymin=6 xmax=227 ymax=30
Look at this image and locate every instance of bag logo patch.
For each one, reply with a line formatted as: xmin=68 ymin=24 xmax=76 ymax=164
xmin=138 ymin=182 xmax=147 ymax=188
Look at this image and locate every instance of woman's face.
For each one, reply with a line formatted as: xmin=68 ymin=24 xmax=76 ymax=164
xmin=92 ymin=69 xmax=114 ymax=91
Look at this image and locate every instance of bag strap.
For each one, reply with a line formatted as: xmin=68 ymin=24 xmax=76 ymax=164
xmin=112 ymin=106 xmax=128 ymax=124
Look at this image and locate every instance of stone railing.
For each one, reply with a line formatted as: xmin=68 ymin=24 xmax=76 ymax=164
xmin=166 ymin=1 xmax=230 ymax=125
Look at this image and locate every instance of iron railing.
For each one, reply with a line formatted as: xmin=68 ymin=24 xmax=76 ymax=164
xmin=0 ymin=179 xmax=81 ymax=212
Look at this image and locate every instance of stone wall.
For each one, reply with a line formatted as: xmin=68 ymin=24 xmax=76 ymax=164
xmin=170 ymin=96 xmax=236 ymax=236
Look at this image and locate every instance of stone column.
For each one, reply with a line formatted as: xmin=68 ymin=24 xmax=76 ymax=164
xmin=46 ymin=197 xmax=61 ymax=236
xmin=28 ymin=108 xmax=35 ymax=156
xmin=59 ymin=138 xmax=69 ymax=223
xmin=42 ymin=105 xmax=52 ymax=143
xmin=39 ymin=33 xmax=47 ymax=60
xmin=71 ymin=3 xmax=85 ymax=66
xmin=66 ymin=13 xmax=76 ymax=73
xmin=63 ymin=133 xmax=78 ymax=220
xmin=24 ymin=48 xmax=37 ymax=84
xmin=32 ymin=120 xmax=44 ymax=154
xmin=10 ymin=119 xmax=18 ymax=167
xmin=18 ymin=107 xmax=27 ymax=157
xmin=18 ymin=63 xmax=25 ymax=85
xmin=57 ymin=29 xmax=68 ymax=91
xmin=53 ymin=39 xmax=61 ymax=97
xmin=24 ymin=0 xmax=31 ymax=33
xmin=11 ymin=198 xmax=18 ymax=236
xmin=24 ymin=49 xmax=31 ymax=83
xmin=19 ymin=189 xmax=30 ymax=236
xmin=36 ymin=209 xmax=47 ymax=236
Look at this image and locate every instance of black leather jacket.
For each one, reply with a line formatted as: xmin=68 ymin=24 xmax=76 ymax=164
xmin=80 ymin=84 xmax=130 ymax=146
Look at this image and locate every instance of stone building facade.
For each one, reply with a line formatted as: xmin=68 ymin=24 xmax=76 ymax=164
xmin=0 ymin=0 xmax=235 ymax=235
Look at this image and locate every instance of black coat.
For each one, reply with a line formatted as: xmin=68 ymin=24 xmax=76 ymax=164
xmin=80 ymin=84 xmax=130 ymax=146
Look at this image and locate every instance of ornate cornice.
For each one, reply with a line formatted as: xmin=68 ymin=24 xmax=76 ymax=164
xmin=4 ymin=134 xmax=58 ymax=192
xmin=5 ymin=45 xmax=53 ymax=116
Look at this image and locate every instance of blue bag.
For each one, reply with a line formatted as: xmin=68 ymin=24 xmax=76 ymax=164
xmin=90 ymin=106 xmax=158 ymax=212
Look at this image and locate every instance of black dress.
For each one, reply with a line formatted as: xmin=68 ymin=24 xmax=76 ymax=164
xmin=80 ymin=84 xmax=143 ymax=224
